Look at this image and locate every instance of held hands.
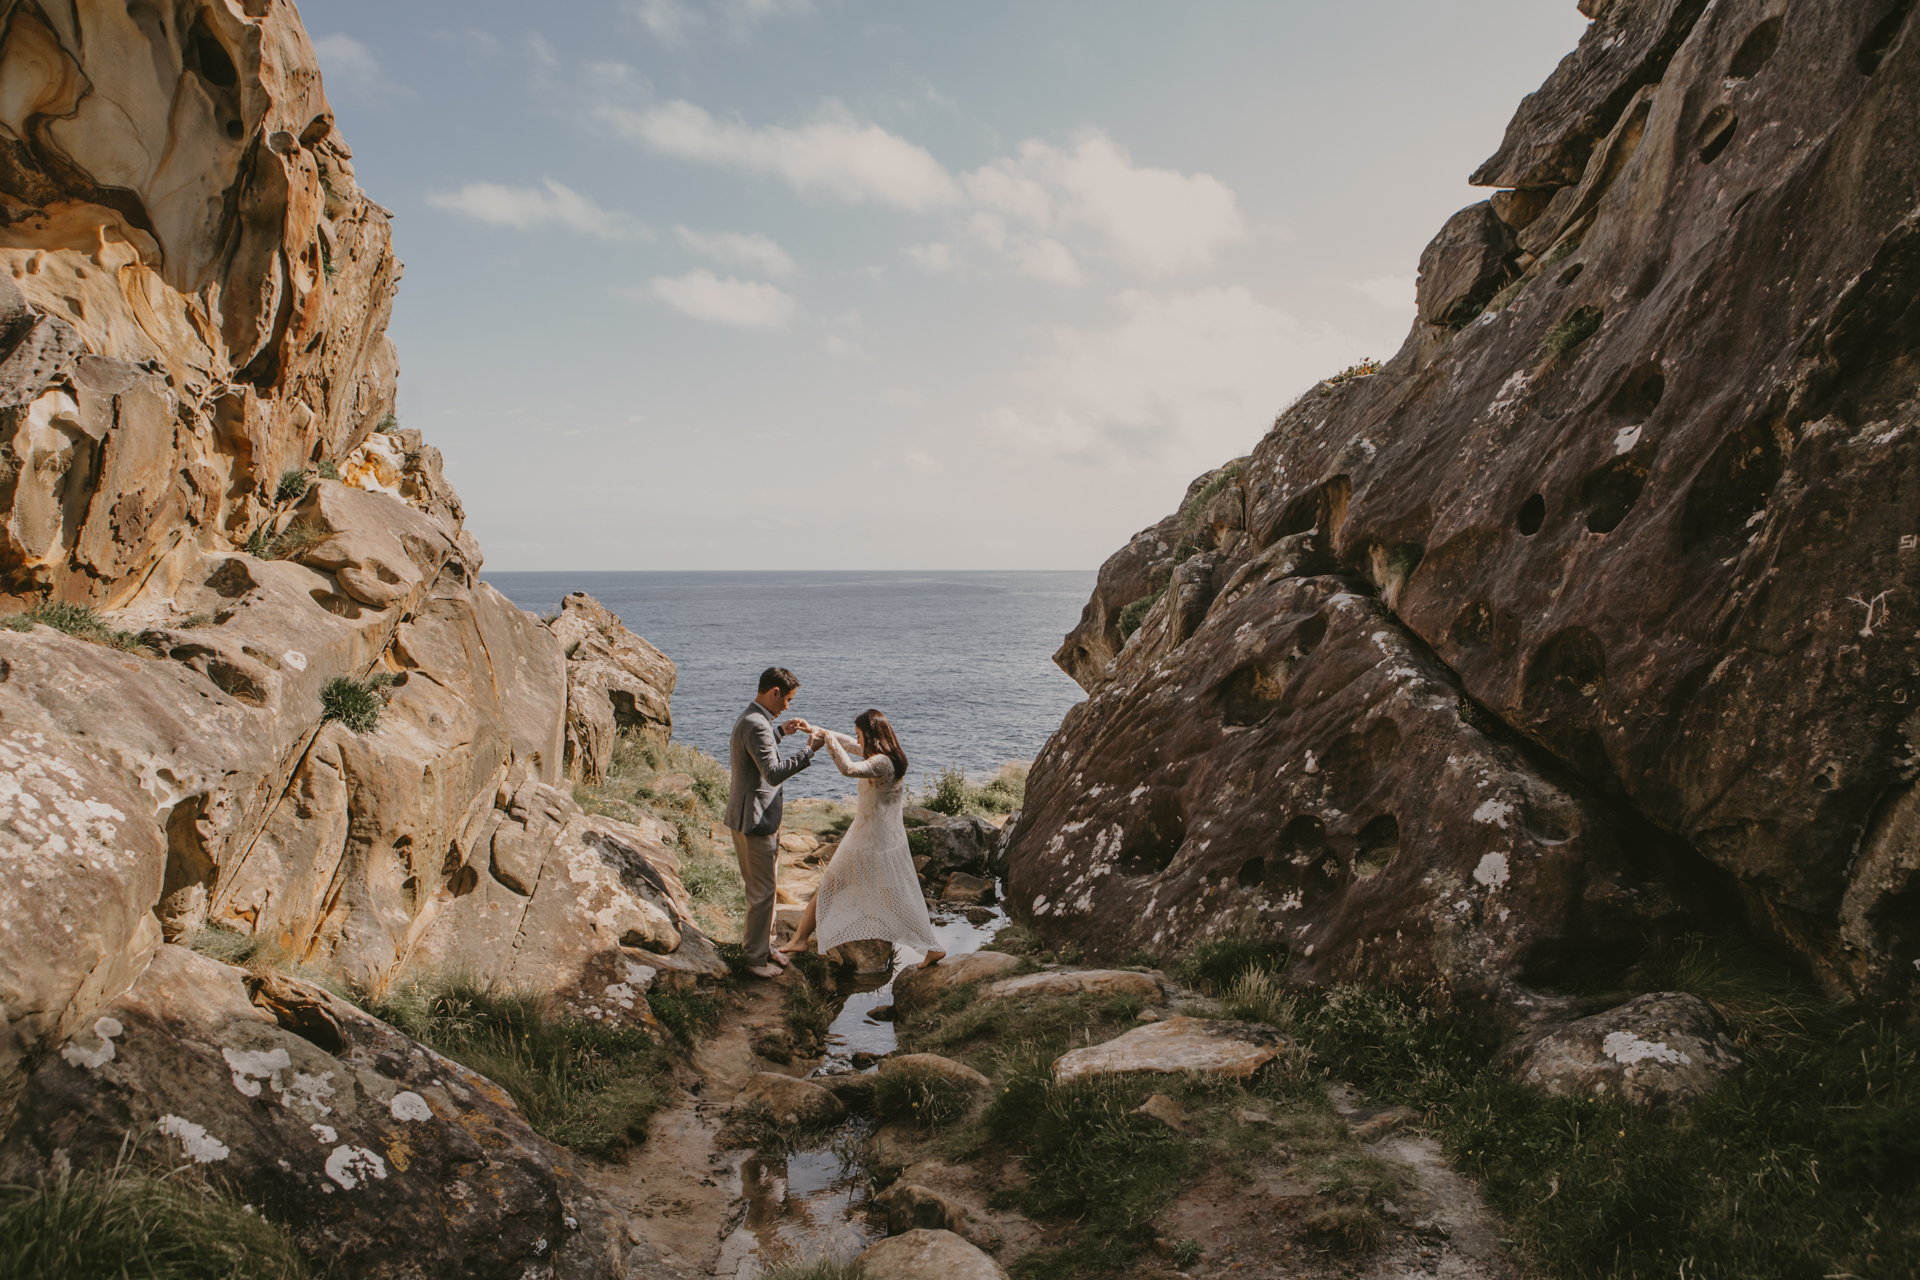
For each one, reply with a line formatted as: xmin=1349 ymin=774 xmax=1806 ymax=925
xmin=781 ymin=718 xmax=830 ymax=751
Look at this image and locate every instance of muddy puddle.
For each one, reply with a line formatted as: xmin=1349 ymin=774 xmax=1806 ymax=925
xmin=722 ymin=900 xmax=1006 ymax=1274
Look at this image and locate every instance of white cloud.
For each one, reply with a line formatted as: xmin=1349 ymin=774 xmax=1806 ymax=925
xmin=312 ymin=34 xmax=410 ymax=104
xmin=675 ymin=227 xmax=796 ymax=277
xmin=906 ymin=242 xmax=959 ymax=273
xmin=605 ymin=100 xmax=960 ymax=211
xmin=964 ymin=131 xmax=1245 ymax=277
xmin=1005 ymin=236 xmax=1081 ymax=285
xmin=990 ymin=286 xmax=1361 ymax=467
xmin=904 ymin=449 xmax=936 ymax=472
xmin=646 ymin=270 xmax=796 ymax=328
xmin=626 ymin=0 xmax=813 ymax=41
xmin=427 ymin=179 xmax=648 ymax=240
xmin=823 ymin=335 xmax=870 ymax=360
xmin=628 ymin=0 xmax=697 ymax=41
xmin=1352 ymin=276 xmax=1416 ymax=310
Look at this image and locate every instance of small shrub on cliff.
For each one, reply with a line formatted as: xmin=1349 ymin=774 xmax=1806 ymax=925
xmin=0 ymin=1157 xmax=310 ymax=1280
xmin=273 ymin=469 xmax=310 ymax=505
xmin=372 ymin=977 xmax=672 ymax=1156
xmin=1115 ymin=585 xmax=1165 ymax=640
xmin=1179 ymin=459 xmax=1246 ymax=534
xmin=316 ymin=459 xmax=340 ymax=481
xmin=1324 ymin=356 xmax=1383 ymax=385
xmin=1541 ymin=304 xmax=1603 ymax=361
xmin=268 ymin=519 xmax=328 ymax=561
xmin=319 ymin=674 xmax=384 ymax=734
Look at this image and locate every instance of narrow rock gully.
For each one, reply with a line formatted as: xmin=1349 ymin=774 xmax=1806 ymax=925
xmin=592 ymin=881 xmax=1522 ymax=1280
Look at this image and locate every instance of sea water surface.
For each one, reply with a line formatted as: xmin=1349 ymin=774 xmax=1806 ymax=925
xmin=481 ymin=570 xmax=1095 ymax=800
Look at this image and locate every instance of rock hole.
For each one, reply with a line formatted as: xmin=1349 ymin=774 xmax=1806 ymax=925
xmin=450 ymin=864 xmax=479 ymax=897
xmin=1451 ymin=600 xmax=1495 ymax=648
xmin=1607 ymin=363 xmax=1666 ymax=421
xmin=1516 ymin=493 xmax=1546 ymax=535
xmin=1630 ymin=259 xmax=1665 ymax=299
xmin=1520 ymin=798 xmax=1575 ymax=845
xmin=1696 ymin=108 xmax=1738 ymax=164
xmin=1580 ymin=457 xmax=1648 ymax=534
xmin=1264 ymin=475 xmax=1351 ymax=547
xmin=310 ymin=588 xmax=362 ymax=619
xmin=1220 ymin=662 xmax=1287 ymax=728
xmin=1679 ymin=418 xmax=1787 ymax=553
xmin=1523 ymin=628 xmax=1608 ymax=710
xmin=1237 ymin=857 xmax=1265 ymax=889
xmin=1728 ymin=16 xmax=1784 ymax=79
xmin=205 ymin=558 xmax=258 ymax=598
xmin=1281 ymin=815 xmax=1327 ymax=857
xmin=1859 ymin=0 xmax=1915 ymax=74
xmin=206 ymin=659 xmax=268 ymax=706
xmin=1117 ymin=795 xmax=1187 ymax=877
xmin=1353 ymin=815 xmax=1399 ymax=879
xmin=188 ymin=15 xmax=239 ymax=87
xmin=1295 ymin=612 xmax=1329 ymax=653
xmin=1558 ymin=262 xmax=1585 ymax=288
xmin=225 ymin=120 xmax=243 ymax=140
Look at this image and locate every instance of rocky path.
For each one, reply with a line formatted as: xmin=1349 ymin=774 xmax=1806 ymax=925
xmin=585 ymin=953 xmax=1527 ymax=1280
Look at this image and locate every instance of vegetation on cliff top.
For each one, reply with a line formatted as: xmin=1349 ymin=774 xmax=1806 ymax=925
xmin=911 ymin=761 xmax=1026 ymax=818
xmin=1 ymin=601 xmax=150 ymax=654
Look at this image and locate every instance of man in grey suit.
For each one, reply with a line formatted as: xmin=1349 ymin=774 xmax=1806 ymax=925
xmin=727 ymin=666 xmax=826 ymax=978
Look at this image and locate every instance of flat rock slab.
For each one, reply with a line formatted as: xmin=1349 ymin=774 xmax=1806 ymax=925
xmin=893 ymin=951 xmax=1025 ymax=1013
xmin=981 ymin=969 xmax=1165 ymax=1005
xmin=1053 ymin=1016 xmax=1288 ymax=1085
xmin=881 ymin=1053 xmax=991 ymax=1091
xmin=1517 ymin=991 xmax=1743 ymax=1111
xmin=857 ymin=1227 xmax=1007 ymax=1280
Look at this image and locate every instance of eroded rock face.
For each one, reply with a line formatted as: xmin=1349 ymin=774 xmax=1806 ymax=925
xmin=1012 ymin=0 xmax=1920 ymax=1015
xmin=0 ymin=945 xmax=626 ymax=1280
xmin=551 ymin=592 xmax=676 ymax=783
xmin=1 ymin=0 xmax=405 ymax=608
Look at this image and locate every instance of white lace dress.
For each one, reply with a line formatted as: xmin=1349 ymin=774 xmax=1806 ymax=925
xmin=814 ymin=733 xmax=941 ymax=955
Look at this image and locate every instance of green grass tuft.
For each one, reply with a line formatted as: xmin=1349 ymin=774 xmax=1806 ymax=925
xmin=0 ymin=1157 xmax=310 ymax=1280
xmin=268 ymin=519 xmax=329 ymax=561
xmin=1173 ymin=936 xmax=1289 ymax=995
xmin=371 ymin=975 xmax=672 ymax=1155
xmin=1115 ymin=584 xmax=1166 ymax=640
xmin=316 ymin=459 xmax=340 ymax=481
xmin=872 ymin=1064 xmax=978 ymax=1131
xmin=1 ymin=601 xmax=149 ymax=653
xmin=912 ymin=762 xmax=1026 ymax=817
xmin=319 ymin=674 xmax=384 ymax=734
xmin=1179 ymin=460 xmax=1246 ymax=534
xmin=756 ymin=1261 xmax=865 ymax=1280
xmin=1541 ymin=304 xmax=1603 ymax=360
xmin=273 ymin=470 xmax=309 ymax=505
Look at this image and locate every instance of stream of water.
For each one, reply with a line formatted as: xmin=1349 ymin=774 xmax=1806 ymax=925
xmin=727 ymin=899 xmax=1008 ymax=1272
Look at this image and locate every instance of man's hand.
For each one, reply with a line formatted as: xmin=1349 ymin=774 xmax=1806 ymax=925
xmin=807 ymin=728 xmax=828 ymax=751
xmin=781 ymin=717 xmax=811 ymax=736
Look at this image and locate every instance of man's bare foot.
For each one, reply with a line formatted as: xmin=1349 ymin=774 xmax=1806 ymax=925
xmin=917 ymin=949 xmax=946 ymax=970
xmin=747 ymin=963 xmax=782 ymax=979
xmin=767 ymin=946 xmax=791 ymax=968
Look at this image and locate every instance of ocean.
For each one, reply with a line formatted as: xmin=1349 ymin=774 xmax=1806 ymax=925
xmin=480 ymin=570 xmax=1096 ymax=801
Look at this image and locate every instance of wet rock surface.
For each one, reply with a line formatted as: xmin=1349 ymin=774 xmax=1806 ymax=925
xmin=1012 ymin=0 xmax=1920 ymax=1016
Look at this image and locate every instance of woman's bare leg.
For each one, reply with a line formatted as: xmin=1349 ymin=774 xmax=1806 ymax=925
xmin=917 ymin=949 xmax=945 ymax=969
xmin=778 ymin=897 xmax=818 ymax=955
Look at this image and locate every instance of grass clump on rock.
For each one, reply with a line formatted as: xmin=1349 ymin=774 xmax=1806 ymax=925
xmin=0 ymin=1158 xmax=310 ymax=1280
xmin=1541 ymin=304 xmax=1603 ymax=361
xmin=372 ymin=975 xmax=673 ymax=1156
xmin=1115 ymin=583 xmax=1166 ymax=640
xmin=319 ymin=674 xmax=386 ymax=734
xmin=273 ymin=469 xmax=310 ymax=505
xmin=0 ymin=600 xmax=149 ymax=654
xmin=913 ymin=761 xmax=1027 ymax=818
xmin=268 ymin=518 xmax=328 ymax=561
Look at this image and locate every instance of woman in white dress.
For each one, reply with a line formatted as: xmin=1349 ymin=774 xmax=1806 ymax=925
xmin=778 ymin=709 xmax=945 ymax=970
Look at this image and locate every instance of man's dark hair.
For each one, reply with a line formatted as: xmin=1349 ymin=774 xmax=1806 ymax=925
xmin=758 ymin=666 xmax=800 ymax=695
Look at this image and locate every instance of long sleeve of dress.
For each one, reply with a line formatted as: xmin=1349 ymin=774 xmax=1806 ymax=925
xmin=826 ymin=733 xmax=893 ymax=780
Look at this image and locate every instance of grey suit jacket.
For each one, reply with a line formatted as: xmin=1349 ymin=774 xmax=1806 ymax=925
xmin=725 ymin=701 xmax=813 ymax=835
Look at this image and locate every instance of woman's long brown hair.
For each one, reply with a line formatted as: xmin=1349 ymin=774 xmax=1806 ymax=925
xmin=855 ymin=709 xmax=908 ymax=782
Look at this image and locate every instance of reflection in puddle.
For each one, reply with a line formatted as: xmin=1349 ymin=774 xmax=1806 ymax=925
xmin=737 ymin=901 xmax=1007 ymax=1272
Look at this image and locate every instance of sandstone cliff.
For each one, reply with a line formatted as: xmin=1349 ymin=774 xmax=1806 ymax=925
xmin=0 ymin=5 xmax=709 ymax=1275
xmin=1012 ymin=0 xmax=1920 ymax=1020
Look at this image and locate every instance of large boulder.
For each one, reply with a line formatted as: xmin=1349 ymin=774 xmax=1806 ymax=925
xmin=980 ymin=970 xmax=1166 ymax=1006
xmin=1516 ymin=991 xmax=1744 ymax=1111
xmin=0 ymin=945 xmax=626 ymax=1279
xmin=1012 ymin=0 xmax=1920 ymax=1015
xmin=893 ymin=952 xmax=1026 ymax=1015
xmin=550 ymin=593 xmax=676 ymax=783
xmin=736 ymin=1072 xmax=845 ymax=1130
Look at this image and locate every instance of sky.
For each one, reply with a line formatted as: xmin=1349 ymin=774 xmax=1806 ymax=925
xmin=308 ymin=1 xmax=1590 ymax=571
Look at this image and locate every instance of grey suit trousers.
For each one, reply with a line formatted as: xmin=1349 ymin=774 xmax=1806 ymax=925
xmin=732 ymin=829 xmax=780 ymax=967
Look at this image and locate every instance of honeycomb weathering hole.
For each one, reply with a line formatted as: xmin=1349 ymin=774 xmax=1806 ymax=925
xmin=1116 ymin=796 xmax=1186 ymax=877
xmin=1524 ymin=628 xmax=1608 ymax=711
xmin=1220 ymin=662 xmax=1287 ymax=727
xmin=1581 ymin=457 xmax=1648 ymax=534
xmin=1859 ymin=0 xmax=1915 ymax=75
xmin=1516 ymin=493 xmax=1546 ymax=535
xmin=1354 ymin=815 xmax=1400 ymax=879
xmin=1237 ymin=857 xmax=1265 ymax=888
xmin=1728 ymin=16 xmax=1784 ymax=79
xmin=1608 ymin=363 xmax=1666 ymax=421
xmin=1697 ymin=108 xmax=1738 ymax=163
xmin=1680 ymin=418 xmax=1787 ymax=553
